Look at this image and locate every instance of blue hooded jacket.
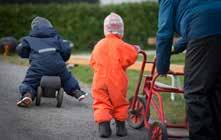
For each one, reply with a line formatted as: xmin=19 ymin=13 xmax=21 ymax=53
xmin=156 ymin=0 xmax=221 ymax=74
xmin=17 ymin=17 xmax=71 ymax=75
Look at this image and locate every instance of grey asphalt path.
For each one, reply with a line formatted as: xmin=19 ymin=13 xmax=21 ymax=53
xmin=0 ymin=60 xmax=148 ymax=140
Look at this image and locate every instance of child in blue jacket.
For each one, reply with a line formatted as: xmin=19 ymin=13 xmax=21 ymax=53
xmin=16 ymin=17 xmax=87 ymax=107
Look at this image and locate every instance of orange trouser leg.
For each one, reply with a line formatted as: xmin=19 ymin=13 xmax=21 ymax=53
xmin=92 ymin=86 xmax=113 ymax=123
xmin=108 ymin=80 xmax=129 ymax=122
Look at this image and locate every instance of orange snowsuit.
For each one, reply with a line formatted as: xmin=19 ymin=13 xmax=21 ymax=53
xmin=90 ymin=34 xmax=138 ymax=123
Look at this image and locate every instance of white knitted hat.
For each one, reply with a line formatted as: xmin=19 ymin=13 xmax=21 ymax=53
xmin=104 ymin=12 xmax=124 ymax=37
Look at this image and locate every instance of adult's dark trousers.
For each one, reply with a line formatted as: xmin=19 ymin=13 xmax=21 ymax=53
xmin=184 ymin=35 xmax=221 ymax=140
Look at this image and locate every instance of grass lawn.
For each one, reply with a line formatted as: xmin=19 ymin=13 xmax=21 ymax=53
xmin=1 ymin=52 xmax=186 ymax=124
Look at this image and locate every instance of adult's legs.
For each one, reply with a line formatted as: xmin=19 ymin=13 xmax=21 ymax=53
xmin=185 ymin=36 xmax=221 ymax=140
xmin=210 ymin=81 xmax=221 ymax=139
xmin=206 ymin=36 xmax=221 ymax=139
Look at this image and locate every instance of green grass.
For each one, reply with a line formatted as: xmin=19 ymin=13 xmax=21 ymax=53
xmin=144 ymin=52 xmax=185 ymax=65
xmin=171 ymin=53 xmax=185 ymax=64
xmin=72 ymin=65 xmax=93 ymax=84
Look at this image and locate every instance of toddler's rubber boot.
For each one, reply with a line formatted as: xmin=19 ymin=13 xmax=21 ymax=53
xmin=98 ymin=121 xmax=112 ymax=138
xmin=116 ymin=120 xmax=127 ymax=137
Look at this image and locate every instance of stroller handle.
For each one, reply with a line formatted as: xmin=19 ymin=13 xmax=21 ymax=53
xmin=151 ymin=73 xmax=184 ymax=93
xmin=134 ymin=50 xmax=147 ymax=93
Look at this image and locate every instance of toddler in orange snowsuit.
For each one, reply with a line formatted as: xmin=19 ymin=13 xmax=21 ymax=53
xmin=90 ymin=12 xmax=139 ymax=138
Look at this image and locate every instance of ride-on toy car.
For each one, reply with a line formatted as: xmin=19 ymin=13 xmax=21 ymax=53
xmin=35 ymin=40 xmax=74 ymax=108
xmin=36 ymin=76 xmax=64 ymax=108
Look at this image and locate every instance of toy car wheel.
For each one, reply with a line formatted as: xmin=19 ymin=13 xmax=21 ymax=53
xmin=149 ymin=121 xmax=168 ymax=140
xmin=36 ymin=87 xmax=42 ymax=106
xmin=56 ymin=88 xmax=64 ymax=108
xmin=127 ymin=96 xmax=146 ymax=129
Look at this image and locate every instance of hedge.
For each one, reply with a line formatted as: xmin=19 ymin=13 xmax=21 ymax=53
xmin=0 ymin=0 xmax=98 ymax=4
xmin=0 ymin=3 xmax=158 ymax=51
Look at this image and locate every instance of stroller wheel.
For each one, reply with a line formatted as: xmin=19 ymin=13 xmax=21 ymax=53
xmin=127 ymin=96 xmax=147 ymax=129
xmin=149 ymin=121 xmax=168 ymax=140
xmin=56 ymin=88 xmax=64 ymax=108
xmin=36 ymin=87 xmax=42 ymax=106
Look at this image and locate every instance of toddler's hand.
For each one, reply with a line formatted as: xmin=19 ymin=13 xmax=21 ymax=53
xmin=133 ymin=45 xmax=141 ymax=52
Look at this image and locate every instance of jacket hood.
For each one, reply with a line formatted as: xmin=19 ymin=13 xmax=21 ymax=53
xmin=30 ymin=16 xmax=57 ymax=38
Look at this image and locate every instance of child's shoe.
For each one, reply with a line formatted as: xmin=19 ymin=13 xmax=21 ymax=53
xmin=72 ymin=89 xmax=88 ymax=101
xmin=116 ymin=120 xmax=127 ymax=137
xmin=98 ymin=121 xmax=112 ymax=138
xmin=17 ymin=93 xmax=33 ymax=107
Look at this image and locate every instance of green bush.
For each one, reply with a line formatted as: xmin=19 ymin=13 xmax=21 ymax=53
xmin=0 ymin=0 xmax=98 ymax=4
xmin=0 ymin=3 xmax=158 ymax=51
